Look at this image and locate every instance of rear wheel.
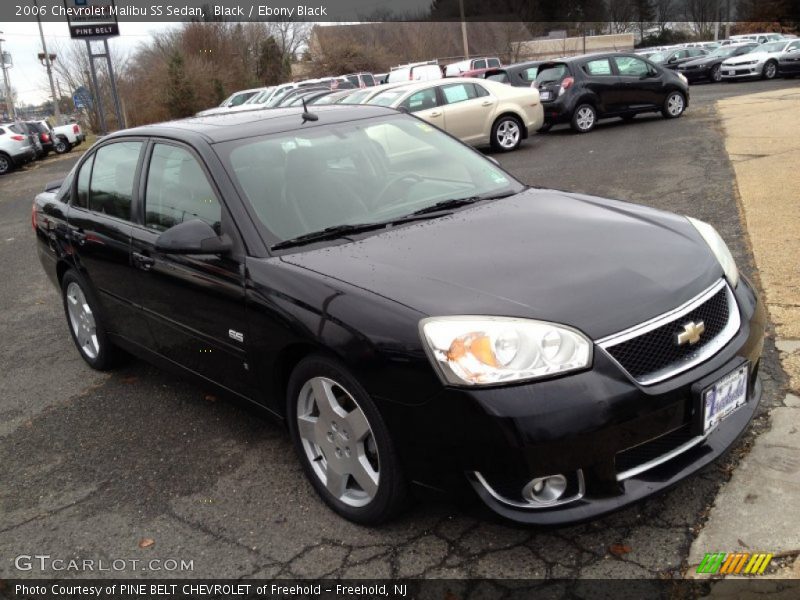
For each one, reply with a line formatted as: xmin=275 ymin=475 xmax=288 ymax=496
xmin=0 ymin=153 xmax=11 ymax=175
xmin=662 ymin=91 xmax=686 ymax=119
xmin=571 ymin=104 xmax=596 ymax=133
xmin=490 ymin=115 xmax=523 ymax=152
xmin=286 ymin=355 xmax=407 ymax=524
xmin=61 ymin=270 xmax=120 ymax=370
xmin=762 ymin=60 xmax=778 ymax=80
xmin=711 ymin=64 xmax=722 ymax=82
xmin=54 ymin=136 xmax=70 ymax=154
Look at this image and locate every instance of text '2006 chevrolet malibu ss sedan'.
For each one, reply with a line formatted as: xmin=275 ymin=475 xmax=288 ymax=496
xmin=33 ymin=105 xmax=765 ymax=525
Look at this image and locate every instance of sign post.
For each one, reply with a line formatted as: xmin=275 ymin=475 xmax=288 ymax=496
xmin=63 ymin=0 xmax=124 ymax=133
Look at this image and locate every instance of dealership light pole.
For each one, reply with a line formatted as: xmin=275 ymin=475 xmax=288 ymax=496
xmin=459 ymin=0 xmax=469 ymax=59
xmin=34 ymin=0 xmax=62 ymax=123
xmin=0 ymin=33 xmax=15 ymax=120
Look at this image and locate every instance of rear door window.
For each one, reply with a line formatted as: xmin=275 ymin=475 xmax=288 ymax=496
xmin=473 ymin=59 xmax=487 ymax=69
xmin=584 ymin=58 xmax=613 ymax=76
xmin=441 ymin=83 xmax=477 ymax=105
xmin=88 ymin=142 xmax=142 ymax=220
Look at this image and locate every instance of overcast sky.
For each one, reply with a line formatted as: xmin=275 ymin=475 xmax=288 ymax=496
xmin=1 ymin=21 xmax=177 ymax=105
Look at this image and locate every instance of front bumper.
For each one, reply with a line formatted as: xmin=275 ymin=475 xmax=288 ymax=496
xmin=720 ymin=64 xmax=762 ymax=79
xmin=678 ymin=66 xmax=711 ymax=82
xmin=394 ymin=277 xmax=766 ymax=525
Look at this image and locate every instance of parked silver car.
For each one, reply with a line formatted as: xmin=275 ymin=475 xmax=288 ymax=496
xmin=0 ymin=123 xmax=36 ymax=175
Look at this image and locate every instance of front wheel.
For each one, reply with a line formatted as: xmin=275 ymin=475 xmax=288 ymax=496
xmin=61 ymin=270 xmax=119 ymax=370
xmin=711 ymin=64 xmax=722 ymax=83
xmin=286 ymin=355 xmax=408 ymax=524
xmin=762 ymin=60 xmax=778 ymax=80
xmin=54 ymin=137 xmax=71 ymax=154
xmin=662 ymin=91 xmax=686 ymax=119
xmin=571 ymin=104 xmax=596 ymax=133
xmin=490 ymin=115 xmax=523 ymax=152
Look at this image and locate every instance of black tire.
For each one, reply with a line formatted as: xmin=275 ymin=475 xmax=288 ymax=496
xmin=762 ymin=60 xmax=778 ymax=80
xmin=536 ymin=122 xmax=552 ymax=133
xmin=570 ymin=103 xmax=596 ymax=133
xmin=490 ymin=115 xmax=523 ymax=152
xmin=0 ymin=153 xmax=11 ymax=175
xmin=661 ymin=90 xmax=686 ymax=119
xmin=286 ymin=354 xmax=408 ymax=524
xmin=710 ymin=64 xmax=722 ymax=83
xmin=61 ymin=270 xmax=120 ymax=370
xmin=54 ymin=136 xmax=71 ymax=154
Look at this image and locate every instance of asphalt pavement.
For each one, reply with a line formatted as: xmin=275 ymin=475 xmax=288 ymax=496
xmin=0 ymin=78 xmax=794 ymax=584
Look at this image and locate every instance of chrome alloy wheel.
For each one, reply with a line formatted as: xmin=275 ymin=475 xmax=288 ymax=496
xmin=667 ymin=93 xmax=685 ymax=116
xmin=296 ymin=377 xmax=380 ymax=507
xmin=66 ymin=282 xmax=99 ymax=359
xmin=496 ymin=120 xmax=521 ymax=149
xmin=575 ymin=106 xmax=595 ymax=130
xmin=764 ymin=61 xmax=777 ymax=79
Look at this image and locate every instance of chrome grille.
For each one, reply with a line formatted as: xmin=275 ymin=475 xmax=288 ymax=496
xmin=598 ymin=280 xmax=740 ymax=385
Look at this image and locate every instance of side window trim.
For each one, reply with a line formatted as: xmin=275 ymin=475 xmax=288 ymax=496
xmin=70 ymin=152 xmax=95 ymax=209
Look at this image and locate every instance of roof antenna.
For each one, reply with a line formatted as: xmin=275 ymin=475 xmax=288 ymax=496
xmin=301 ymin=98 xmax=318 ymax=124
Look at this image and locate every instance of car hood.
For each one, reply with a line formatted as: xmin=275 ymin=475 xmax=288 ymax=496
xmin=281 ymin=189 xmax=722 ymax=340
xmin=723 ymin=51 xmax=774 ymax=64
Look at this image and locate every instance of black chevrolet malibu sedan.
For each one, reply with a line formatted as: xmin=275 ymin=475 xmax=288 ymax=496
xmin=33 ymin=106 xmax=765 ymax=525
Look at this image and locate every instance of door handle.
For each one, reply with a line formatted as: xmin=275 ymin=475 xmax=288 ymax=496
xmin=132 ymin=251 xmax=155 ymax=271
xmin=481 ymin=101 xmax=493 ymax=106
xmin=428 ymin=111 xmax=441 ymax=117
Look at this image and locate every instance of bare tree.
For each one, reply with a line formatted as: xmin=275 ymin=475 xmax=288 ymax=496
xmin=685 ymin=0 xmax=719 ymax=37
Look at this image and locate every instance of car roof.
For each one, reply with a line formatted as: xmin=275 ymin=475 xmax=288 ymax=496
xmin=105 ymin=105 xmax=400 ymax=144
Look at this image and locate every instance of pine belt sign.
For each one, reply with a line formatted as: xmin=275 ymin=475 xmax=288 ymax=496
xmin=63 ymin=0 xmax=120 ymax=39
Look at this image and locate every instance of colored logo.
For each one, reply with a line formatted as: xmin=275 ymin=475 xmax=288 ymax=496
xmin=697 ymin=552 xmax=774 ymax=575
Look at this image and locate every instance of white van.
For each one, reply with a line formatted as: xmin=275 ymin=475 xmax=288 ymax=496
xmin=444 ymin=57 xmax=502 ymax=76
xmin=387 ymin=62 xmax=443 ymax=83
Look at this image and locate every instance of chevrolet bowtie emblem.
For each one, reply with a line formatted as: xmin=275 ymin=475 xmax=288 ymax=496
xmin=676 ymin=321 xmax=705 ymax=346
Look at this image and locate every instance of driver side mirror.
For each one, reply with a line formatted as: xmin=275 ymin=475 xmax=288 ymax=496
xmin=155 ymin=219 xmax=232 ymax=255
xmin=668 ymin=56 xmax=678 ymax=63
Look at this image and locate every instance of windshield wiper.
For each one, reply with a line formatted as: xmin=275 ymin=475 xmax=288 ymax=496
xmin=270 ymin=192 xmax=519 ymax=251
xmin=271 ymin=222 xmax=390 ymax=250
xmin=408 ymin=191 xmax=518 ymax=217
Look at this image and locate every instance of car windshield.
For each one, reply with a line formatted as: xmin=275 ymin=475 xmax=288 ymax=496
xmin=218 ymin=114 xmax=524 ymax=244
xmin=710 ymin=46 xmax=741 ymax=57
xmin=756 ymin=41 xmax=786 ymax=53
xmin=647 ymin=51 xmax=668 ymax=62
xmin=339 ymin=89 xmax=372 ymax=104
xmin=367 ymin=89 xmax=409 ymax=106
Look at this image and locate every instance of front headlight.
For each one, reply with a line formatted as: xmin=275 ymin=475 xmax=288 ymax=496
xmin=686 ymin=217 xmax=739 ymax=287
xmin=677 ymin=72 xmax=688 ymax=85
xmin=419 ymin=316 xmax=592 ymax=386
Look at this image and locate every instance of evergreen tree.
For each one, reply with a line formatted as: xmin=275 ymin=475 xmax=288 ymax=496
xmin=164 ymin=51 xmax=196 ymax=118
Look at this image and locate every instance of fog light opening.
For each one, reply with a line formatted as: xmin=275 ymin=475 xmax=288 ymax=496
xmin=522 ymin=474 xmax=568 ymax=505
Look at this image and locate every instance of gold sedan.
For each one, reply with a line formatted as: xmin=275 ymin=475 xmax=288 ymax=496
xmin=366 ymin=78 xmax=543 ymax=152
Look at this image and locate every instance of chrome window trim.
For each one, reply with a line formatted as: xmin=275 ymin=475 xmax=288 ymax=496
xmin=471 ymin=470 xmax=585 ymax=509
xmin=596 ymin=279 xmax=741 ymax=386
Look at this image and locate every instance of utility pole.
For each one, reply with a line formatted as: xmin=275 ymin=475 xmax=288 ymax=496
xmin=459 ymin=0 xmax=469 ymax=59
xmin=0 ymin=33 xmax=15 ymax=120
xmin=34 ymin=0 xmax=61 ymax=124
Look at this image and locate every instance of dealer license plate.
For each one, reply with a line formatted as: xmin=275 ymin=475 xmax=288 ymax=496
xmin=725 ymin=70 xmax=735 ymax=76
xmin=702 ymin=364 xmax=748 ymax=434
xmin=539 ymin=90 xmax=552 ymax=101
